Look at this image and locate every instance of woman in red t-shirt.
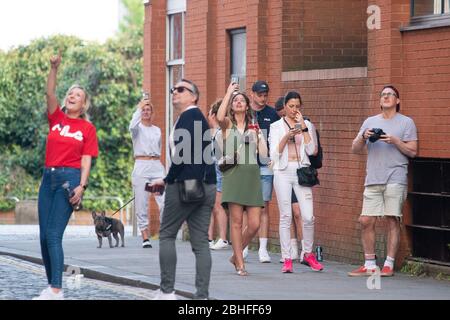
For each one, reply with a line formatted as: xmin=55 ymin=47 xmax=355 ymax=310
xmin=33 ymin=52 xmax=99 ymax=300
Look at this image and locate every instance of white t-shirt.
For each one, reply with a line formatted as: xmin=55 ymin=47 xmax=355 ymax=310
xmin=129 ymin=109 xmax=161 ymax=157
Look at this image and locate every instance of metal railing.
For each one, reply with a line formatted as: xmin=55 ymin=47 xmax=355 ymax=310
xmin=1 ymin=195 xmax=139 ymax=236
xmin=0 ymin=196 xmax=20 ymax=203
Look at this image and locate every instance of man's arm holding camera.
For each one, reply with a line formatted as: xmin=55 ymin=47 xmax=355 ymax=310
xmin=379 ymin=135 xmax=417 ymax=158
xmin=352 ymin=129 xmax=372 ymax=153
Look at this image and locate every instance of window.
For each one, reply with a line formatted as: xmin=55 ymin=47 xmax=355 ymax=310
xmin=403 ymin=0 xmax=450 ymax=31
xmin=166 ymin=1 xmax=186 ymax=168
xmin=407 ymin=158 xmax=450 ymax=264
xmin=230 ymin=29 xmax=246 ymax=92
xmin=412 ymin=0 xmax=450 ymax=16
xmin=167 ymin=10 xmax=185 ymax=126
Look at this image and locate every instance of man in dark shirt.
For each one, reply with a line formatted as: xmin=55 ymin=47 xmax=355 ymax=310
xmin=152 ymin=79 xmax=216 ymax=300
xmin=250 ymin=80 xmax=280 ymax=263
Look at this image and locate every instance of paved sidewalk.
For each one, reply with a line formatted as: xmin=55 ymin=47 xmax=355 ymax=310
xmin=0 ymin=226 xmax=449 ymax=300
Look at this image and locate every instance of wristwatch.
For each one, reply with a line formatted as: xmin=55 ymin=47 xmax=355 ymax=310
xmin=301 ymin=127 xmax=309 ymax=133
xmin=80 ymin=184 xmax=88 ymax=191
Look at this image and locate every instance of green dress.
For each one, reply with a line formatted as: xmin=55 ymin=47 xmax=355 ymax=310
xmin=221 ymin=125 xmax=264 ymax=208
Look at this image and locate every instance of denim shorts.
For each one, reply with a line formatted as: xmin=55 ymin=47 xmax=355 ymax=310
xmin=215 ymin=163 xmax=222 ymax=193
xmin=260 ymin=175 xmax=274 ymax=202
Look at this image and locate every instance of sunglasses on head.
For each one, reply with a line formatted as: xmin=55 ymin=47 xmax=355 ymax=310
xmin=170 ymin=86 xmax=194 ymax=94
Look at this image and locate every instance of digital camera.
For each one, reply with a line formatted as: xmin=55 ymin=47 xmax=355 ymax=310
xmin=369 ymin=128 xmax=386 ymax=143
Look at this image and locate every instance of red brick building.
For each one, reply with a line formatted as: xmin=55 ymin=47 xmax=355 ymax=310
xmin=143 ymin=0 xmax=450 ymax=268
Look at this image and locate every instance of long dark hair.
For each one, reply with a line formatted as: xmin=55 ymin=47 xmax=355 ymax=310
xmin=381 ymin=85 xmax=400 ymax=112
xmin=229 ymin=92 xmax=253 ymax=130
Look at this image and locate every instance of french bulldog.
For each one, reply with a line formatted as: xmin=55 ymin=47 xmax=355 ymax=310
xmin=92 ymin=211 xmax=125 ymax=248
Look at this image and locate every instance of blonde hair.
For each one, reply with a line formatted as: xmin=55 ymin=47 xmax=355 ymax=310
xmin=62 ymin=84 xmax=91 ymax=121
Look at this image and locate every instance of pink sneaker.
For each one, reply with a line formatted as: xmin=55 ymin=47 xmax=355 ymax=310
xmin=302 ymin=253 xmax=324 ymax=271
xmin=282 ymin=259 xmax=293 ymax=273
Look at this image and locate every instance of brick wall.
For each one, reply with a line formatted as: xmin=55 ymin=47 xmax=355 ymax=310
xmin=143 ymin=0 xmax=450 ymax=267
xmin=144 ymin=0 xmax=167 ymax=236
xmin=283 ymin=0 xmax=368 ymax=71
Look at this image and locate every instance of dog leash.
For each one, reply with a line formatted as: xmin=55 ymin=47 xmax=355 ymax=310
xmin=110 ymin=197 xmax=135 ymax=217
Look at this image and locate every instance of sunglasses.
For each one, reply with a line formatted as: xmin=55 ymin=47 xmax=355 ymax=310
xmin=170 ymin=86 xmax=194 ymax=95
xmin=380 ymin=92 xmax=397 ymax=98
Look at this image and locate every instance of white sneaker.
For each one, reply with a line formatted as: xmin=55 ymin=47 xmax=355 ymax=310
xmin=211 ymin=239 xmax=229 ymax=250
xmin=152 ymin=289 xmax=177 ymax=300
xmin=32 ymin=287 xmax=64 ymax=300
xmin=209 ymin=240 xmax=215 ymax=249
xmin=142 ymin=240 xmax=152 ymax=248
xmin=243 ymin=246 xmax=248 ymax=261
xmin=259 ymin=249 xmax=271 ymax=263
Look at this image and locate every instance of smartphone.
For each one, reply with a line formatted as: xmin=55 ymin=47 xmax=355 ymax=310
xmin=231 ymin=76 xmax=239 ymax=85
xmin=142 ymin=92 xmax=150 ymax=100
xmin=295 ymin=123 xmax=302 ymax=130
xmin=145 ymin=182 xmax=165 ymax=195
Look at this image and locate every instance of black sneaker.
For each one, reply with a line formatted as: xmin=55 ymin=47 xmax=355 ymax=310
xmin=142 ymin=240 xmax=152 ymax=248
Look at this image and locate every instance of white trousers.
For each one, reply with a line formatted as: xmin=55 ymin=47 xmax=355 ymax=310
xmin=132 ymin=160 xmax=165 ymax=231
xmin=274 ymin=162 xmax=315 ymax=259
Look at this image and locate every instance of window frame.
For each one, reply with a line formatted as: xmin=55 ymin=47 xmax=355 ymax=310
xmin=402 ymin=0 xmax=450 ymax=31
xmin=229 ymin=28 xmax=247 ymax=92
xmin=166 ymin=4 xmax=186 ymax=169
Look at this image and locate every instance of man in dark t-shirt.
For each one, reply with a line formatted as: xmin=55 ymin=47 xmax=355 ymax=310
xmin=249 ymin=80 xmax=280 ymax=263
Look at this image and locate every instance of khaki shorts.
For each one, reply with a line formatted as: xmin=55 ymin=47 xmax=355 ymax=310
xmin=361 ymin=184 xmax=408 ymax=217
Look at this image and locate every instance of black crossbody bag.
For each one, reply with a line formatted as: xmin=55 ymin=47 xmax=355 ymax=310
xmin=179 ymin=179 xmax=205 ymax=203
xmin=283 ymin=118 xmax=319 ymax=187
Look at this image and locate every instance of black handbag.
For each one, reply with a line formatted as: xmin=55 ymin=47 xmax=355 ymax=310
xmin=217 ymin=153 xmax=238 ymax=173
xmin=218 ymin=138 xmax=243 ymax=173
xmin=178 ymin=179 xmax=205 ymax=203
xmin=292 ymin=127 xmax=319 ymax=187
xmin=296 ymin=166 xmax=319 ymax=187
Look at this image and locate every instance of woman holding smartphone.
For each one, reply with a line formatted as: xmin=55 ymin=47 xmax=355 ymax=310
xmin=217 ymin=82 xmax=268 ymax=276
xmin=130 ymin=94 xmax=166 ymax=248
xmin=34 ymin=51 xmax=98 ymax=300
xmin=269 ymin=91 xmax=323 ymax=273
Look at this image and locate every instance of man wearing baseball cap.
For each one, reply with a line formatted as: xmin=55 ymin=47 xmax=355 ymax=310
xmin=250 ymin=80 xmax=280 ymax=263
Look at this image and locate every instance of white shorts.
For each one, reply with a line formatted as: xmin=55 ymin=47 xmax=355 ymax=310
xmin=361 ymin=184 xmax=408 ymax=217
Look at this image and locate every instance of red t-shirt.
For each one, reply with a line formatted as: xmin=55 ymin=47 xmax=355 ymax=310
xmin=45 ymin=107 xmax=99 ymax=168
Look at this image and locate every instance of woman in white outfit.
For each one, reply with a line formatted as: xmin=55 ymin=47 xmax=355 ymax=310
xmin=269 ymin=91 xmax=323 ymax=273
xmin=129 ymin=97 xmax=165 ymax=248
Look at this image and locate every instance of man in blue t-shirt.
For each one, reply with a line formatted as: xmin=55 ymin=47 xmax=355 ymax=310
xmin=249 ymin=80 xmax=280 ymax=263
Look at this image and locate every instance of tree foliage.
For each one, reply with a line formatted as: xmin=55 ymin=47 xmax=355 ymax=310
xmin=119 ymin=0 xmax=145 ymax=37
xmin=0 ymin=32 xmax=143 ymax=211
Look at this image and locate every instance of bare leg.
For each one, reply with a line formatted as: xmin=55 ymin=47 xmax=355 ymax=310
xmin=386 ymin=216 xmax=400 ymax=258
xmin=259 ymin=202 xmax=269 ymax=239
xmin=214 ymin=192 xmax=228 ymax=240
xmin=141 ymin=228 xmax=150 ymax=241
xmin=359 ymin=216 xmax=377 ymax=256
xmin=229 ymin=204 xmax=245 ymax=270
xmin=242 ymin=206 xmax=261 ymax=249
xmin=208 ymin=212 xmax=215 ymax=241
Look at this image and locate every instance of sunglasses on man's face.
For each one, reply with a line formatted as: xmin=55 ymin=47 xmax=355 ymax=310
xmin=170 ymin=86 xmax=194 ymax=95
xmin=380 ymin=92 xmax=397 ymax=98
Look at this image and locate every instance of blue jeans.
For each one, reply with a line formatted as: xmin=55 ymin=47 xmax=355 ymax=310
xmin=38 ymin=167 xmax=80 ymax=289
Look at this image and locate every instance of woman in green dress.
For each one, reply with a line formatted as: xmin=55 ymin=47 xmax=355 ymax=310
xmin=216 ymin=82 xmax=267 ymax=276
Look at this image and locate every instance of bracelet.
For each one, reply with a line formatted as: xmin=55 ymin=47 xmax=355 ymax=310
xmin=80 ymin=184 xmax=88 ymax=191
